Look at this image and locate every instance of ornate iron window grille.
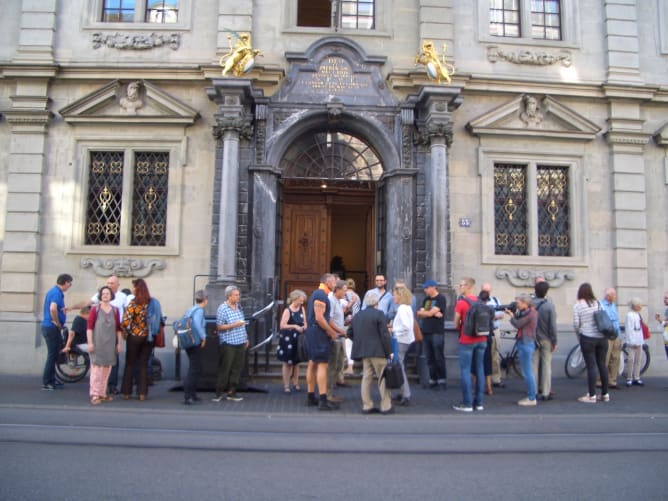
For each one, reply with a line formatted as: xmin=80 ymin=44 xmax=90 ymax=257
xmin=281 ymin=131 xmax=383 ymax=182
xmin=85 ymin=151 xmax=124 ymax=245
xmin=494 ymin=163 xmax=528 ymax=255
xmin=537 ymin=165 xmax=569 ymax=256
xmin=131 ymin=152 xmax=169 ymax=246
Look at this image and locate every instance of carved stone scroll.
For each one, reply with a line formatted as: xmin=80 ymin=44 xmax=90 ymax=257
xmin=92 ymin=32 xmax=180 ymax=50
xmin=487 ymin=46 xmax=571 ymax=67
xmin=81 ymin=257 xmax=166 ymax=277
xmin=495 ymin=268 xmax=575 ymax=288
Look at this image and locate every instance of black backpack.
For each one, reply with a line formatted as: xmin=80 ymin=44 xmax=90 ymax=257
xmin=462 ymin=297 xmax=493 ymax=336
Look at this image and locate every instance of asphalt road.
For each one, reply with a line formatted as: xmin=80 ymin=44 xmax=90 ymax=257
xmin=1 ymin=375 xmax=667 ymax=500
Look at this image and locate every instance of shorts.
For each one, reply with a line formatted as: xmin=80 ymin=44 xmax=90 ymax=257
xmin=305 ymin=325 xmax=331 ymax=363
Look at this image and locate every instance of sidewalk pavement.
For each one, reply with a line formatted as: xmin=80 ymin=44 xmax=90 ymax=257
xmin=1 ymin=373 xmax=667 ymax=417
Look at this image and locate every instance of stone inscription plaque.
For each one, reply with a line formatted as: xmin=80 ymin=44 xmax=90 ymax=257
xmin=304 ymin=57 xmax=368 ymax=94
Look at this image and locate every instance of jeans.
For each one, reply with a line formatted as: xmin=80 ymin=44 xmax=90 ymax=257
xmin=517 ymin=341 xmax=536 ymax=401
xmin=532 ymin=337 xmax=553 ymax=397
xmin=423 ymin=333 xmax=446 ymax=384
xmin=184 ymin=345 xmax=203 ymax=399
xmin=108 ymin=353 xmax=120 ymax=389
xmin=580 ymin=335 xmax=609 ymax=396
xmin=397 ymin=342 xmax=412 ymax=399
xmin=41 ymin=325 xmax=62 ymax=385
xmin=458 ymin=342 xmax=486 ymax=407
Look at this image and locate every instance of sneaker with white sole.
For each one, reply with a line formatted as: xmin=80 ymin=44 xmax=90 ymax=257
xmin=226 ymin=393 xmax=243 ymax=402
xmin=452 ymin=403 xmax=473 ymax=413
xmin=597 ymin=393 xmax=610 ymax=402
xmin=578 ymin=394 xmax=597 ymax=403
xmin=518 ymin=398 xmax=537 ymax=407
xmin=211 ymin=394 xmax=225 ymax=402
xmin=474 ymin=404 xmax=484 ymax=411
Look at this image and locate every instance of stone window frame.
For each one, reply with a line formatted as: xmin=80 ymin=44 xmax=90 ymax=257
xmin=68 ymin=139 xmax=184 ymax=257
xmin=479 ymin=148 xmax=587 ymax=266
xmin=477 ymin=0 xmax=580 ymax=48
xmin=83 ymin=0 xmax=192 ymax=31
xmin=284 ymin=0 xmax=390 ymax=37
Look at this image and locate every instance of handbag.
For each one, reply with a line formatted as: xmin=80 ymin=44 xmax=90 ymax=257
xmin=381 ymin=358 xmax=405 ymax=390
xmin=593 ymin=302 xmax=617 ymax=340
xmin=296 ymin=333 xmax=309 ymax=364
xmin=640 ymin=316 xmax=650 ymax=340
xmin=154 ymin=323 xmax=165 ymax=348
xmin=413 ymin=317 xmax=423 ymax=343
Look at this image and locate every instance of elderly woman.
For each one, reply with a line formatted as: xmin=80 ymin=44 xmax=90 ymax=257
xmin=506 ymin=293 xmax=538 ymax=407
xmin=277 ymin=289 xmax=307 ymax=393
xmin=87 ymin=286 xmax=122 ymax=405
xmin=625 ymin=298 xmax=645 ymax=387
xmin=212 ymin=285 xmax=249 ymax=403
xmin=390 ymin=286 xmax=414 ymax=406
xmin=573 ymin=282 xmax=609 ymax=403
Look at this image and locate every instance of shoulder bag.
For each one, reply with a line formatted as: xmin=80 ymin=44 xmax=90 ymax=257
xmin=593 ymin=302 xmax=617 ymax=340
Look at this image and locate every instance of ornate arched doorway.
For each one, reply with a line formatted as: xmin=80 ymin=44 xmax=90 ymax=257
xmin=279 ymin=129 xmax=383 ymax=298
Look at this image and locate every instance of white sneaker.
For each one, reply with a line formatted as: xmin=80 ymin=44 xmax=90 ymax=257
xmin=597 ymin=393 xmax=610 ymax=402
xmin=578 ymin=394 xmax=597 ymax=403
xmin=211 ymin=395 xmax=225 ymax=402
xmin=474 ymin=404 xmax=484 ymax=411
xmin=518 ymin=398 xmax=537 ymax=407
xmin=452 ymin=403 xmax=473 ymax=412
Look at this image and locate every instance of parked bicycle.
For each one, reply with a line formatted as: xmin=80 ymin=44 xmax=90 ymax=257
xmin=55 ymin=326 xmax=90 ymax=383
xmin=564 ymin=341 xmax=650 ymax=379
xmin=498 ymin=329 xmax=522 ymax=378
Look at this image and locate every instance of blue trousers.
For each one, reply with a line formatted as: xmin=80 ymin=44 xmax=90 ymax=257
xmin=458 ymin=342 xmax=486 ymax=407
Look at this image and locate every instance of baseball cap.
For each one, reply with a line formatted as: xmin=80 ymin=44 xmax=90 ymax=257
xmin=422 ymin=279 xmax=438 ymax=288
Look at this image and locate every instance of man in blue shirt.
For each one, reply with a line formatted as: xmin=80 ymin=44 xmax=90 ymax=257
xmin=601 ymin=287 xmax=622 ymax=389
xmin=40 ymin=274 xmax=73 ymax=390
xmin=361 ymin=274 xmax=393 ymax=320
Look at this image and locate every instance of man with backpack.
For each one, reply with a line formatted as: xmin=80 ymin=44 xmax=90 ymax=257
xmin=453 ymin=277 xmax=489 ymax=412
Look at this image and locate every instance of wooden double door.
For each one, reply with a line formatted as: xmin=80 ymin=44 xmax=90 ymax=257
xmin=280 ymin=182 xmax=375 ymax=300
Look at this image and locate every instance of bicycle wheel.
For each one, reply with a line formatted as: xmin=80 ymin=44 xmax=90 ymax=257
xmin=640 ymin=344 xmax=651 ymax=375
xmin=55 ymin=351 xmax=90 ymax=383
xmin=565 ymin=344 xmax=586 ymax=379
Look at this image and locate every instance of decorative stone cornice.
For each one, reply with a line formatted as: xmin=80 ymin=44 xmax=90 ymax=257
xmin=604 ymin=130 xmax=652 ymax=146
xmin=3 ymin=109 xmax=52 ymax=126
xmin=80 ymin=257 xmax=166 ymax=278
xmin=487 ymin=45 xmax=572 ymax=67
xmin=92 ymin=32 xmax=180 ymax=51
xmin=495 ymin=268 xmax=575 ymax=288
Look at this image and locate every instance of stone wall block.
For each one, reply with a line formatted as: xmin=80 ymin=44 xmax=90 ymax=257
xmin=604 ymin=4 xmax=638 ymax=21
xmin=23 ymin=0 xmax=56 ymax=11
xmin=613 ymin=173 xmax=645 ymax=191
xmin=7 ymin=173 xmax=43 ymax=193
xmin=614 ymin=210 xmax=646 ymax=229
xmin=605 ymin=20 xmax=639 ymax=37
xmin=0 ymin=293 xmax=36 ymax=313
xmin=9 ymin=154 xmax=44 ymax=174
xmin=21 ymin=12 xmax=56 ymax=29
xmin=613 ymin=191 xmax=645 ymax=211
xmin=2 ymin=232 xmax=38 ymax=252
xmin=607 ymin=51 xmax=640 ymax=69
xmin=5 ymin=213 xmax=39 ymax=232
xmin=6 ymin=193 xmax=41 ymax=212
xmin=615 ymin=248 xmax=647 ymax=267
xmin=614 ymin=229 xmax=647 ymax=248
xmin=1 ymin=272 xmax=37 ymax=293
xmin=0 ymin=252 xmax=39 ymax=273
xmin=10 ymin=134 xmax=45 ymax=154
xmin=615 ymin=268 xmax=649 ymax=288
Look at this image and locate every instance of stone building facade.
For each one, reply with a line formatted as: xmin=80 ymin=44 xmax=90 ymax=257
xmin=0 ymin=1 xmax=667 ymax=374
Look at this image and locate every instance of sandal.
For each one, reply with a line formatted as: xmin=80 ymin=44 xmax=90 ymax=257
xmin=284 ymin=387 xmax=291 ymax=394
xmin=292 ymin=385 xmax=301 ymax=392
xmin=90 ymin=397 xmax=102 ymax=405
xmin=101 ymin=395 xmax=113 ymax=402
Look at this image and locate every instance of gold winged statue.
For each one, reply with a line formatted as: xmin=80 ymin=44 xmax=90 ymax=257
xmin=414 ymin=40 xmax=455 ymax=84
xmin=219 ymin=31 xmax=262 ymax=77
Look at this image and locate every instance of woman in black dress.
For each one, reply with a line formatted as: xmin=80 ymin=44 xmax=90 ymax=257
xmin=277 ymin=289 xmax=308 ymax=393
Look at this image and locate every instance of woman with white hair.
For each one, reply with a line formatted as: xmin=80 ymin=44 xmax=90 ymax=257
xmin=625 ymin=298 xmax=645 ymax=387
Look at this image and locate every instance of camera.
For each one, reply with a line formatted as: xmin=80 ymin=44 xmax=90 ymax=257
xmin=495 ymin=301 xmax=517 ymax=314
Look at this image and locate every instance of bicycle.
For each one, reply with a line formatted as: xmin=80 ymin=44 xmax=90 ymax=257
xmin=498 ymin=330 xmax=522 ymax=378
xmin=55 ymin=326 xmax=91 ymax=383
xmin=564 ymin=341 xmax=650 ymax=379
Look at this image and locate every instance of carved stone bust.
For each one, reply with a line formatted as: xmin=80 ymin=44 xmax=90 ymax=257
xmin=120 ymin=81 xmax=143 ymax=115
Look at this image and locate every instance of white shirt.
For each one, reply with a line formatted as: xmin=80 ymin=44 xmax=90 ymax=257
xmin=392 ymin=304 xmax=415 ymax=345
xmin=625 ymin=310 xmax=643 ymax=346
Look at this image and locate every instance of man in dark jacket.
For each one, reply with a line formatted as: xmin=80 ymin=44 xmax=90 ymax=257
xmin=348 ymin=292 xmax=394 ymax=414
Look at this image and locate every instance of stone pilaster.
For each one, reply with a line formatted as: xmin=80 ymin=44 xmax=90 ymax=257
xmin=415 ymin=86 xmax=462 ymax=287
xmin=12 ymin=0 xmax=56 ymax=63
xmin=417 ymin=0 xmax=454 ymax=62
xmin=604 ymin=0 xmax=642 ymax=84
xmin=604 ymin=90 xmax=652 ymax=306
xmin=207 ymin=79 xmax=262 ymax=281
xmin=384 ymin=169 xmax=417 ymax=287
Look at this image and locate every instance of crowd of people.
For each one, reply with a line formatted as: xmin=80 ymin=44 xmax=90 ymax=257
xmin=40 ymin=272 xmax=668 ymax=412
